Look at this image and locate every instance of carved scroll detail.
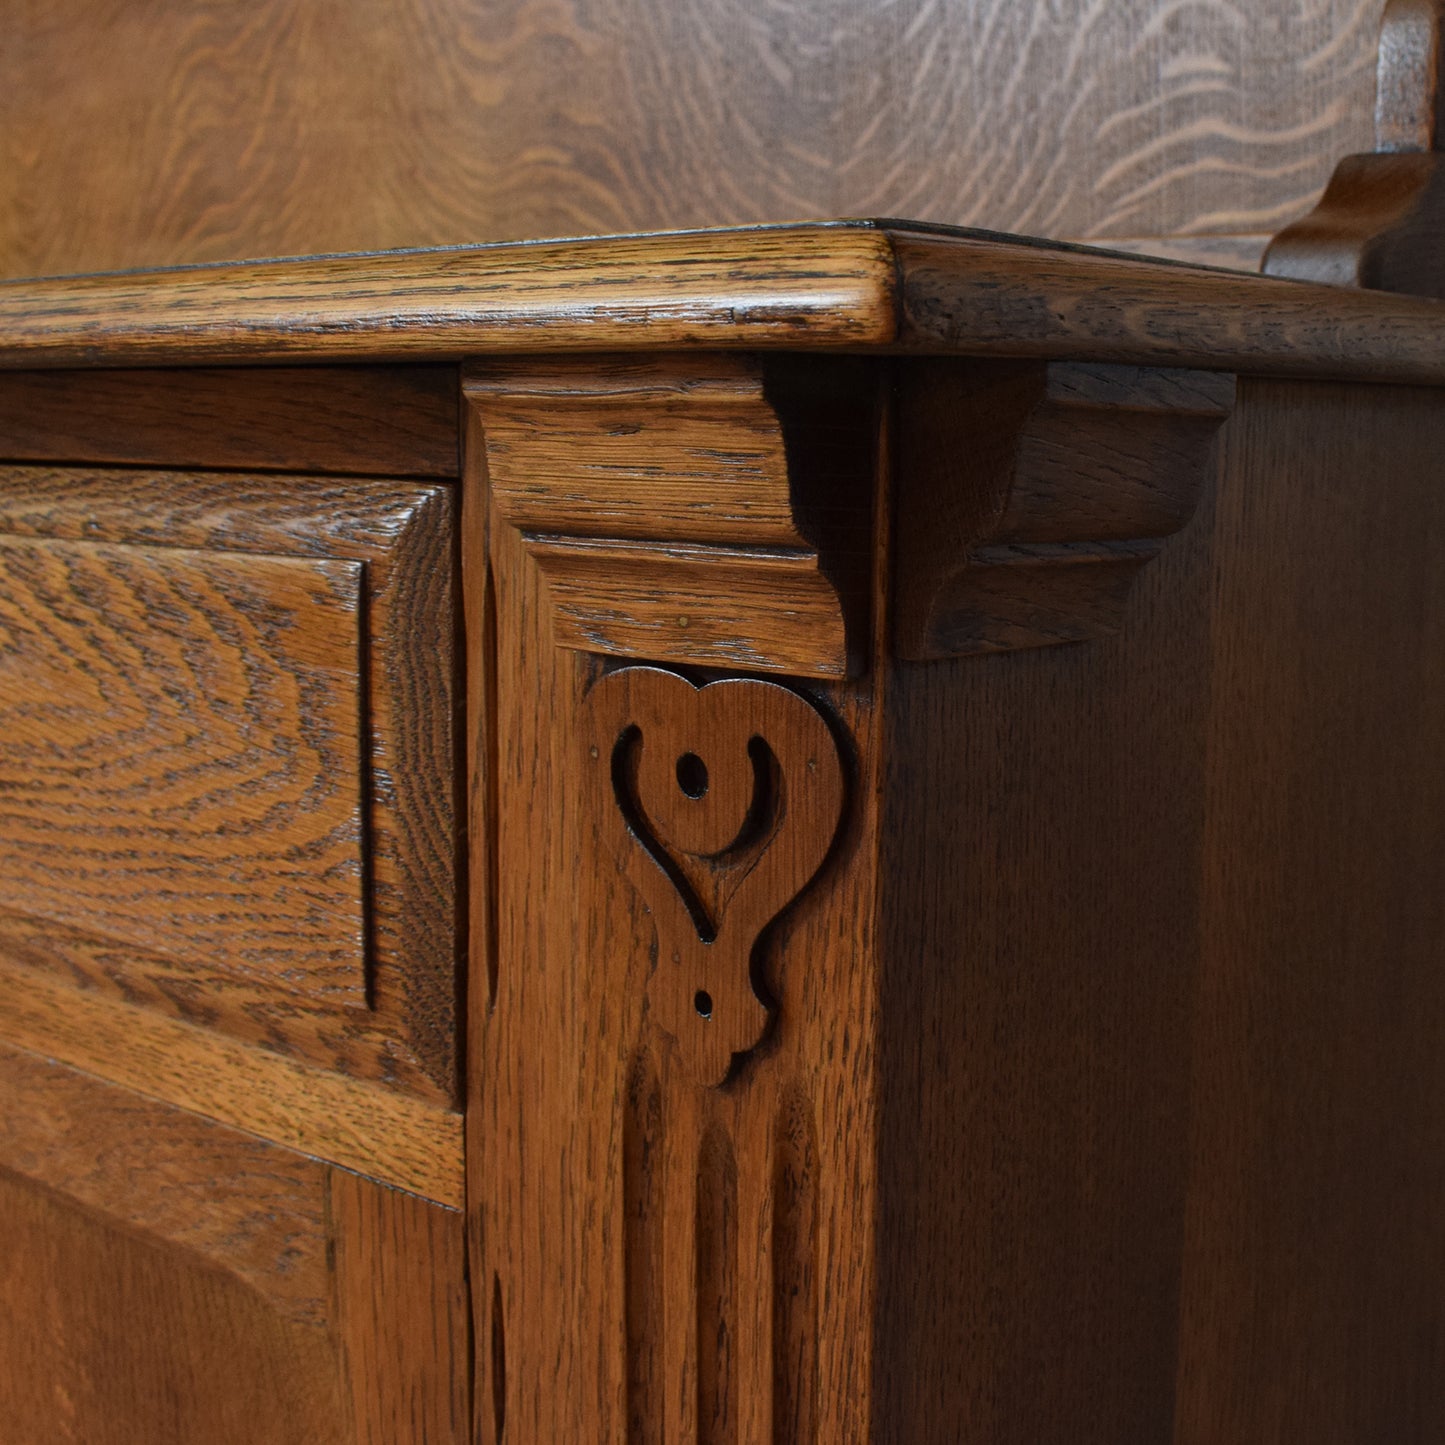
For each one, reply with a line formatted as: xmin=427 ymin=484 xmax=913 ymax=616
xmin=585 ymin=668 xmax=844 ymax=1086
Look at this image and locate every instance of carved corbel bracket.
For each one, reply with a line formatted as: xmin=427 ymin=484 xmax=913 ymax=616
xmin=892 ymin=359 xmax=1236 ymax=659
xmin=1264 ymin=0 xmax=1445 ymax=296
xmin=467 ymin=355 xmax=876 ymax=679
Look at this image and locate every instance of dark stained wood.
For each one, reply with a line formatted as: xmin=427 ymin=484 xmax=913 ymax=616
xmin=892 ymin=359 xmax=1234 ymax=657
xmin=1265 ymin=1 xmax=1445 ymax=297
xmin=886 ymin=227 xmax=1445 ymax=381
xmin=873 ymin=437 xmax=1218 ymax=1443
xmin=0 ymin=0 xmax=1376 ymax=279
xmin=1174 ymin=379 xmax=1445 ymax=1442
xmin=0 ymin=366 xmax=459 ymax=476
xmin=5 ymin=225 xmax=1445 ymax=386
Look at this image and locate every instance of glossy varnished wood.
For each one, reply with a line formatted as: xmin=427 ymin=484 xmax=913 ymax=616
xmin=0 ymin=462 xmax=462 ymax=1198
xmin=5 ymin=225 xmax=1445 ymax=387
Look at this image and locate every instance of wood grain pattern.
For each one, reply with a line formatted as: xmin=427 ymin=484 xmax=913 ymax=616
xmin=0 ymin=1040 xmax=469 ymax=1443
xmin=0 ymin=0 xmax=1378 ymax=279
xmin=472 ymin=356 xmax=875 ymax=678
xmin=1264 ymin=0 xmax=1445 ymax=296
xmin=330 ymin=1171 xmax=472 ymax=1445
xmin=1174 ymin=378 xmax=1445 ymax=1443
xmin=0 ymin=463 xmax=459 ymax=1103
xmin=0 ymin=959 xmax=463 ymax=1204
xmin=0 ymin=227 xmax=899 ymax=367
xmin=0 ymin=1172 xmax=347 ymax=1445
xmin=467 ymin=369 xmax=889 ymax=1444
xmin=0 ymin=366 xmax=459 ymax=476
xmin=584 ymin=667 xmax=846 ymax=1086
xmin=888 ymin=226 xmax=1445 ymax=381
xmin=0 ymin=533 xmax=369 ymax=996
xmin=873 ymin=442 xmax=1218 ymax=1443
xmin=0 ymin=1039 xmax=331 ymax=1325
xmin=893 ymin=360 xmax=1235 ymax=656
xmin=6 ymin=225 xmax=1445 ymax=388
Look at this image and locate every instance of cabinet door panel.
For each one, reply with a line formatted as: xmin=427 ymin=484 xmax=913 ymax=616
xmin=0 ymin=535 xmax=368 ymax=1001
xmin=0 ymin=466 xmax=462 ymax=1200
xmin=0 ymin=1041 xmax=469 ymax=1445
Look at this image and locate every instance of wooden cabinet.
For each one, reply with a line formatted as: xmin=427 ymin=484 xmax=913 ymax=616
xmin=0 ymin=223 xmax=1442 ymax=1443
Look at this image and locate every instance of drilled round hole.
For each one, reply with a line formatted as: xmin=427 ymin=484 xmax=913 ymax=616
xmin=694 ymin=990 xmax=713 ymax=1019
xmin=676 ymin=752 xmax=708 ymax=799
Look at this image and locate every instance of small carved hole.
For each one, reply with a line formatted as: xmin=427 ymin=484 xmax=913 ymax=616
xmin=694 ymin=990 xmax=714 ymax=1019
xmin=676 ymin=752 xmax=708 ymax=799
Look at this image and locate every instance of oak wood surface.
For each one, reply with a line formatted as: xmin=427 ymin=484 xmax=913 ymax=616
xmin=0 ymin=1172 xmax=347 ymax=1445
xmin=467 ymin=369 xmax=890 ymax=1443
xmin=0 ymin=1040 xmax=470 ymax=1444
xmin=461 ymin=344 xmax=1445 ymax=1443
xmin=1174 ymin=379 xmax=1445 ymax=1441
xmin=0 ymin=463 xmax=459 ymax=1104
xmin=0 ymin=365 xmax=460 ymax=476
xmin=0 ymin=1038 xmax=333 ymax=1325
xmin=0 ymin=0 xmax=1377 ymax=279
xmin=0 ymin=532 xmax=370 ymax=997
xmin=6 ymin=224 xmax=1445 ymax=386
xmin=1264 ymin=0 xmax=1445 ymax=295
xmin=874 ymin=435 xmax=1219 ymax=1443
xmin=473 ymin=355 xmax=876 ymax=678
xmin=0 ymin=460 xmax=463 ymax=1200
xmin=892 ymin=358 xmax=1234 ymax=657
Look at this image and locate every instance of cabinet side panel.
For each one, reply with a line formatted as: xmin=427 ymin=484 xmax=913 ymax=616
xmin=1175 ymin=380 xmax=1445 ymax=1443
xmin=874 ymin=474 xmax=1216 ymax=1441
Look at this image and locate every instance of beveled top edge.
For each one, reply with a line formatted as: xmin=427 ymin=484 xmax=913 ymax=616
xmin=0 ymin=218 xmax=1442 ymax=384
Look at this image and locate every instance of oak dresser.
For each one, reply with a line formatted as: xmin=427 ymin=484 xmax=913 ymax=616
xmin=0 ymin=220 xmax=1442 ymax=1443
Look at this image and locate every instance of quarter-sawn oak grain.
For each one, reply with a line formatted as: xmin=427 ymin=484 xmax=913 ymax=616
xmin=3 ymin=223 xmax=1445 ymax=385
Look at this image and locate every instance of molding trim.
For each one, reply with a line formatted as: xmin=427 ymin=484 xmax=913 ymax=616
xmin=467 ymin=355 xmax=876 ymax=679
xmin=892 ymin=360 xmax=1235 ymax=659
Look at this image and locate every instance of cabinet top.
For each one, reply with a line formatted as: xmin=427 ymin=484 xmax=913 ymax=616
xmin=2 ymin=219 xmax=1444 ymax=383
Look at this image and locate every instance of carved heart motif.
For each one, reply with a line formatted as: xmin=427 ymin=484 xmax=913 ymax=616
xmin=585 ymin=667 xmax=845 ymax=1086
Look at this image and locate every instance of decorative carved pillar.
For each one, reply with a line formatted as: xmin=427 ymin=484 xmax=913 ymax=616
xmin=464 ymin=350 xmax=1234 ymax=1443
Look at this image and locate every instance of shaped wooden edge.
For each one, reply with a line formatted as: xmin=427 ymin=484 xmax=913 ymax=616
xmin=1265 ymin=0 xmax=1445 ymax=298
xmin=465 ymin=354 xmax=878 ymax=679
xmin=467 ymin=353 xmax=1236 ymax=673
xmin=891 ymin=359 xmax=1236 ymax=659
